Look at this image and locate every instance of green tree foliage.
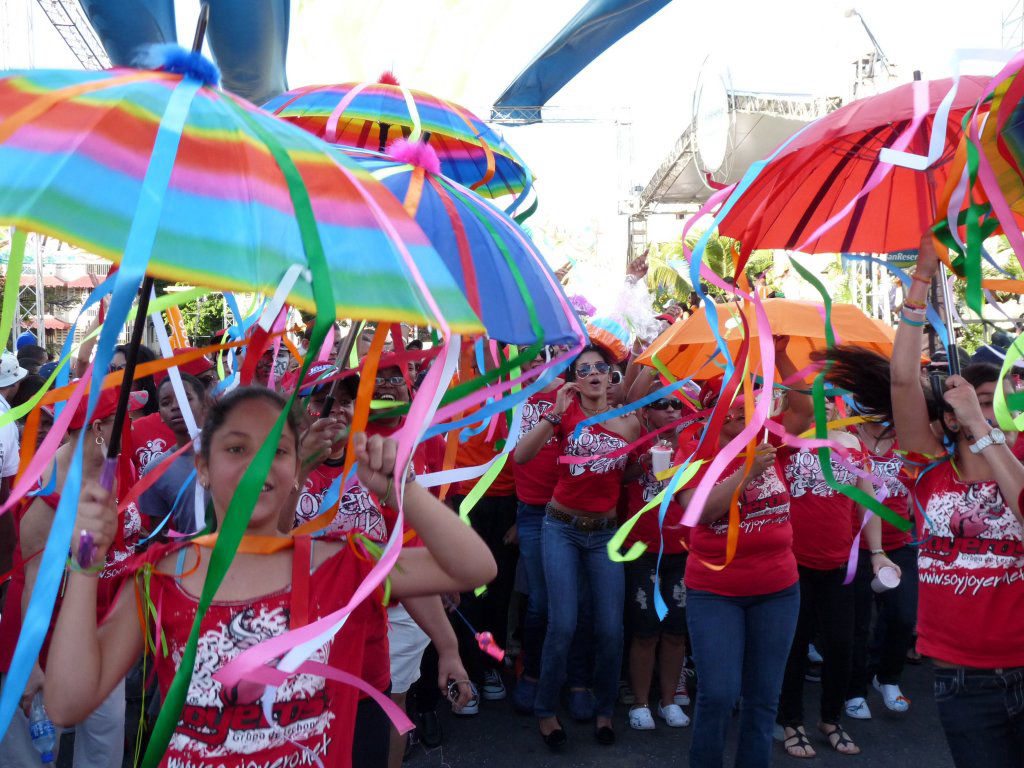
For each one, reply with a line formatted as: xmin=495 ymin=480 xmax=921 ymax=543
xmin=179 ymin=290 xmax=226 ymax=345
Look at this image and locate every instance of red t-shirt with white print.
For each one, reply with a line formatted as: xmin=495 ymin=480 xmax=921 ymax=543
xmin=132 ymin=412 xmax=175 ymax=474
xmin=513 ymin=383 xmax=564 ymax=505
xmin=682 ymin=436 xmax=797 ymax=597
xmin=854 ymin=446 xmax=913 ymax=552
xmin=914 ymin=459 xmax=1024 ymax=668
xmin=784 ymin=447 xmax=864 ymax=571
xmin=551 ymin=401 xmax=630 ymax=514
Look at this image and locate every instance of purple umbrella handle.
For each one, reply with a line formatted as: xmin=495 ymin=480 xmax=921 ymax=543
xmin=78 ymin=458 xmax=117 ymax=569
xmin=77 ymin=530 xmax=96 ymax=570
xmin=99 ymin=456 xmax=117 ymax=493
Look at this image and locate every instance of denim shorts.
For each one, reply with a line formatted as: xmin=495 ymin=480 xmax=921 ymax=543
xmin=624 ymin=552 xmax=688 ymax=637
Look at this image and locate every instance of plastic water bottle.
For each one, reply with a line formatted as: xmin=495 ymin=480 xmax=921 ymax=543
xmin=28 ymin=692 xmax=56 ymax=764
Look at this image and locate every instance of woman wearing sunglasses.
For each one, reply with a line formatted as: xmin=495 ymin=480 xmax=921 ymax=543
xmin=515 ymin=345 xmax=641 ymax=749
xmin=676 ymin=336 xmax=812 ymax=768
xmin=622 ymin=392 xmax=691 ymax=732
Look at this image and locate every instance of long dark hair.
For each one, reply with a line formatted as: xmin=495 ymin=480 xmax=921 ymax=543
xmin=816 ymin=345 xmax=941 ymax=431
xmin=200 ymin=385 xmax=300 ymax=460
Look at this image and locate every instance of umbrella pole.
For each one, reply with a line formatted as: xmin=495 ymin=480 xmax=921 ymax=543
xmin=319 ymin=319 xmax=363 ymax=419
xmin=97 ymin=4 xmax=212 ymax=491
xmin=99 ymin=276 xmax=155 ymax=492
xmin=924 ymin=163 xmax=961 ymax=377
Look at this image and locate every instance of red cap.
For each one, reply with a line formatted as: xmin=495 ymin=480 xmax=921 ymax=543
xmin=152 ymin=348 xmax=214 ymax=387
xmin=698 ymin=375 xmax=725 ymax=410
xmin=68 ymin=387 xmax=148 ymax=430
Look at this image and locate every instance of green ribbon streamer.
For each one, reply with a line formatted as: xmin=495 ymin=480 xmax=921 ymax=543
xmin=141 ymin=98 xmax=337 ymax=768
xmin=606 ymin=460 xmax=702 ymax=562
xmin=1 ymin=229 xmax=26 ymax=352
xmin=993 ymin=332 xmax=1024 ymax=431
xmin=788 ymin=257 xmax=911 ymax=533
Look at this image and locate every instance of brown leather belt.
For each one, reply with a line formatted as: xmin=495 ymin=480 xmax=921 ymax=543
xmin=545 ymin=505 xmax=617 ymax=531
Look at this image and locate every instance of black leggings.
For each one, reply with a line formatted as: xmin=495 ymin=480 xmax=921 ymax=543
xmin=352 ymin=688 xmax=391 ymax=768
xmin=849 ymin=545 xmax=918 ymax=698
xmin=450 ymin=494 xmax=518 ymax=681
xmin=778 ymin=565 xmax=855 ymax=727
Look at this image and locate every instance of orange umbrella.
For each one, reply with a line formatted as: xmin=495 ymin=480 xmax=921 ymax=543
xmin=636 ymin=298 xmax=895 ymax=381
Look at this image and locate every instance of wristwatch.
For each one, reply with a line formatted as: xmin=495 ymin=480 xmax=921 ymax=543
xmin=969 ymin=427 xmax=1006 ymax=455
xmin=542 ymin=412 xmax=562 ymax=426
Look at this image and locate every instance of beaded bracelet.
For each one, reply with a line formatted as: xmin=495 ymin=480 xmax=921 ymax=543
xmin=903 ymin=298 xmax=927 ymax=310
xmin=911 ymin=272 xmax=932 ymax=285
xmin=66 ymin=555 xmax=103 ymax=575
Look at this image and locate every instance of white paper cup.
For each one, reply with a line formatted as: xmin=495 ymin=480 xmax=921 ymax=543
xmin=650 ymin=446 xmax=672 ymax=475
xmin=871 ymin=565 xmax=901 ymax=593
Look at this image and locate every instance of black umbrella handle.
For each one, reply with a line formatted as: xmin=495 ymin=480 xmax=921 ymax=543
xmin=105 ymin=276 xmax=154 ymax=462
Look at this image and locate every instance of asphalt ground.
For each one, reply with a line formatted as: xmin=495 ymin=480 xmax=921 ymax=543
xmin=406 ymin=659 xmax=953 ymax=768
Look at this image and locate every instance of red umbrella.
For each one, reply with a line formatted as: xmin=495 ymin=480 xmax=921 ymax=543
xmin=718 ymin=77 xmax=992 ymax=254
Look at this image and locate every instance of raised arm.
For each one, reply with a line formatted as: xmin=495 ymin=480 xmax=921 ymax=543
xmin=352 ymin=433 xmax=497 ymax=595
xmin=44 ymin=482 xmax=143 ymax=725
xmin=891 ymin=235 xmax=944 ymax=457
xmin=776 ymin=336 xmax=813 ymax=436
xmin=513 ymin=382 xmax=576 ymax=464
xmin=944 ymin=375 xmax=1024 ymax=528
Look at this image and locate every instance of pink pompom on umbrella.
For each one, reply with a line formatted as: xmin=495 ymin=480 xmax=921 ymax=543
xmin=387 ymin=138 xmax=442 ymax=175
xmin=377 ymin=71 xmax=400 ymax=85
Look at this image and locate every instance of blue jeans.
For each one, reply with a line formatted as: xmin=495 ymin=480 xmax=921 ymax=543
xmin=934 ymin=667 xmax=1024 ymax=768
xmin=534 ymin=514 xmax=623 ymax=718
xmin=517 ymin=502 xmax=593 ymax=684
xmin=687 ymin=584 xmax=800 ymax=768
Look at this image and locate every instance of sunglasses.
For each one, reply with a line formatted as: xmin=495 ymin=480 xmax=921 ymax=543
xmin=648 ymin=398 xmax=683 ymax=411
xmin=374 ymin=375 xmax=406 ymax=387
xmin=576 ymin=362 xmax=611 ymax=377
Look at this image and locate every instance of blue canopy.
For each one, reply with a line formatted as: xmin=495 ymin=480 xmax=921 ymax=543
xmin=79 ymin=0 xmax=289 ymax=105
xmin=491 ymin=0 xmax=672 ymax=123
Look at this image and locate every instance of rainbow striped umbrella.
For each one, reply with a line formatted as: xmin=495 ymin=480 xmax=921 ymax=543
xmin=348 ymin=141 xmax=581 ymax=345
xmin=0 ymin=66 xmax=483 ymax=333
xmin=263 ymin=76 xmax=533 ymax=203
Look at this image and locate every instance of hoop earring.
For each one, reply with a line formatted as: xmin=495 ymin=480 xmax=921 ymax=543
xmin=94 ymin=434 xmax=105 ymax=447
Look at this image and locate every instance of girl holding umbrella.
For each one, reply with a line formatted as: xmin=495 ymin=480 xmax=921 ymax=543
xmin=890 ymin=235 xmax=1024 ymax=768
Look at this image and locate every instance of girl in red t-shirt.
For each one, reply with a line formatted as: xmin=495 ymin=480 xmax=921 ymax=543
xmin=622 ymin=391 xmax=691 ymax=732
xmin=675 ymin=336 xmax=812 ymax=768
xmin=891 ymin=235 xmax=1024 ymax=768
xmin=43 ymin=385 xmax=497 ymax=768
xmin=514 ymin=346 xmax=641 ymax=749
xmin=822 ymin=346 xmax=919 ymax=719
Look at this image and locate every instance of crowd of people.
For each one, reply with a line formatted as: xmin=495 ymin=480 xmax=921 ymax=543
xmin=0 ymin=232 xmax=1021 ymax=768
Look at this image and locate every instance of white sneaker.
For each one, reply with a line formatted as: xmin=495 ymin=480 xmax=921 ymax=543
xmin=481 ymin=669 xmax=507 ymax=701
xmin=845 ymin=697 xmax=872 ymax=720
xmin=629 ymin=705 xmax=656 ymax=730
xmin=873 ymin=677 xmax=910 ymax=713
xmin=454 ymin=684 xmax=480 ymax=716
xmin=673 ymin=667 xmax=694 ymax=706
xmin=657 ymin=702 xmax=690 ymax=728
xmin=807 ymin=643 xmax=823 ymax=664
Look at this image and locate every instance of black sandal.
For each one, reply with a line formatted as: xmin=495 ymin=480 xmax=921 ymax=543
xmin=540 ymin=719 xmax=567 ymax=751
xmin=819 ymin=722 xmax=860 ymax=755
xmin=783 ymin=726 xmax=815 ymax=759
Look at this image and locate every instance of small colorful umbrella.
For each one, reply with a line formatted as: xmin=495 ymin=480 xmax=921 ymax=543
xmin=263 ymin=74 xmax=533 ymax=204
xmin=348 ymin=140 xmax=580 ymax=346
xmin=0 ymin=67 xmax=482 ymax=334
xmin=637 ymin=298 xmax=895 ymax=381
